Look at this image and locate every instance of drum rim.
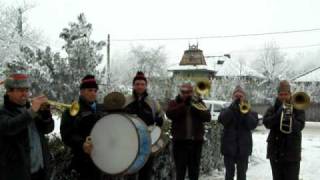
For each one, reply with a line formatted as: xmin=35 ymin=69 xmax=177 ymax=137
xmin=90 ymin=113 xmax=140 ymax=176
xmin=150 ymin=125 xmax=166 ymax=154
xmin=150 ymin=125 xmax=162 ymax=145
xmin=125 ymin=114 xmax=152 ymax=175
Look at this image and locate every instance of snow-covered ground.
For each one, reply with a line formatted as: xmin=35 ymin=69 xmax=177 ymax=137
xmin=201 ymin=122 xmax=320 ymax=180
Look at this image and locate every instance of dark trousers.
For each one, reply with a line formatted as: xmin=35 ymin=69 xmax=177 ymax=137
xmin=173 ymin=140 xmax=203 ymax=180
xmin=127 ymin=156 xmax=154 ymax=180
xmin=75 ymin=162 xmax=103 ymax=180
xmin=31 ymin=169 xmax=45 ymax=180
xmin=270 ymin=160 xmax=300 ymax=180
xmin=223 ymin=155 xmax=248 ymax=180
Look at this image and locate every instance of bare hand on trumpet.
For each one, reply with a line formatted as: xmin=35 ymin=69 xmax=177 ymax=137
xmin=83 ymin=136 xmax=93 ymax=154
xmin=31 ymin=95 xmax=48 ymax=112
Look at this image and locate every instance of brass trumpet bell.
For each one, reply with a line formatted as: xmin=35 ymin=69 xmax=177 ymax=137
xmin=239 ymin=100 xmax=251 ymax=114
xmin=47 ymin=100 xmax=80 ymax=116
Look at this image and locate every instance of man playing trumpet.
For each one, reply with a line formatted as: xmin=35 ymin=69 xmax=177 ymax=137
xmin=0 ymin=73 xmax=54 ymax=180
xmin=263 ymin=80 xmax=306 ymax=180
xmin=218 ymin=85 xmax=258 ymax=180
xmin=166 ymin=82 xmax=211 ymax=180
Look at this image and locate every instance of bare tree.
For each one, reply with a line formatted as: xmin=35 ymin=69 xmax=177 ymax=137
xmin=121 ymin=45 xmax=170 ymax=100
xmin=254 ymin=41 xmax=289 ymax=80
xmin=253 ymin=42 xmax=291 ymax=102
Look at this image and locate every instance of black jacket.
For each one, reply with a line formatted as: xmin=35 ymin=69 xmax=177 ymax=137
xmin=166 ymin=95 xmax=211 ymax=141
xmin=60 ymin=96 xmax=105 ymax=172
xmin=124 ymin=91 xmax=164 ymax=127
xmin=0 ymin=95 xmax=54 ymax=180
xmin=218 ymin=101 xmax=258 ymax=157
xmin=263 ymin=98 xmax=305 ymax=162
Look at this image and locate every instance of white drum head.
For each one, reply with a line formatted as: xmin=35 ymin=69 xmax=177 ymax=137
xmin=90 ymin=114 xmax=139 ymax=175
xmin=149 ymin=126 xmax=161 ymax=145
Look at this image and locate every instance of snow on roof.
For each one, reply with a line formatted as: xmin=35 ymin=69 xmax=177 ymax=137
xmin=292 ymin=66 xmax=320 ymax=82
xmin=205 ymin=56 xmax=226 ymax=72
xmin=215 ymin=58 xmax=265 ymax=78
xmin=167 ymin=56 xmax=226 ymax=72
xmin=167 ymin=64 xmax=216 ymax=72
xmin=167 ymin=55 xmax=264 ymax=78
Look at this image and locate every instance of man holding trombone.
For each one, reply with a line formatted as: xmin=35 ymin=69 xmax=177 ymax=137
xmin=218 ymin=85 xmax=258 ymax=180
xmin=0 ymin=73 xmax=54 ymax=180
xmin=263 ymin=80 xmax=306 ymax=180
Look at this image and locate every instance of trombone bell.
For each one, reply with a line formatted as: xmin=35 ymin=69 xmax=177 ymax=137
xmin=195 ymin=80 xmax=211 ymax=96
xmin=292 ymin=92 xmax=310 ymax=110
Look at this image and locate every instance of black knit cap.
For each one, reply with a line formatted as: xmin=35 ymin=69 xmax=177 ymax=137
xmin=132 ymin=71 xmax=147 ymax=84
xmin=80 ymin=74 xmax=98 ymax=90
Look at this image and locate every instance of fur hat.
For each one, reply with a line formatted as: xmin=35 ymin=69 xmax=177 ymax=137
xmin=4 ymin=73 xmax=30 ymax=90
xmin=80 ymin=75 xmax=98 ymax=90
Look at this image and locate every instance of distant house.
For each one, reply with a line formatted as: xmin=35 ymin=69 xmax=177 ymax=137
xmin=290 ymin=66 xmax=320 ymax=103
xmin=291 ymin=66 xmax=320 ymax=100
xmin=292 ymin=66 xmax=320 ymax=84
xmin=168 ymin=45 xmax=266 ymax=98
xmin=168 ymin=45 xmax=265 ymax=82
xmin=168 ymin=44 xmax=216 ymax=82
xmin=214 ymin=57 xmax=265 ymax=80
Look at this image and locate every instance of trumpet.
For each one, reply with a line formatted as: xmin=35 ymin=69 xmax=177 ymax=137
xmin=239 ymin=100 xmax=251 ymax=114
xmin=47 ymin=100 xmax=80 ymax=116
xmin=280 ymin=91 xmax=310 ymax=134
xmin=191 ymin=80 xmax=211 ymax=111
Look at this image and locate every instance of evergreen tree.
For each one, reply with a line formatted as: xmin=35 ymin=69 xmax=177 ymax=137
xmin=57 ymin=13 xmax=105 ymax=102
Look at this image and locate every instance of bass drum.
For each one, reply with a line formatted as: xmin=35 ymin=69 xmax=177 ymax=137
xmin=90 ymin=113 xmax=151 ymax=175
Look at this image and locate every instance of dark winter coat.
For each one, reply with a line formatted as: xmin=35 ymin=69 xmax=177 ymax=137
xmin=124 ymin=91 xmax=164 ymax=127
xmin=166 ymin=95 xmax=211 ymax=141
xmin=263 ymin=98 xmax=305 ymax=162
xmin=0 ymin=95 xmax=54 ymax=180
xmin=218 ymin=101 xmax=258 ymax=157
xmin=60 ymin=96 xmax=105 ymax=173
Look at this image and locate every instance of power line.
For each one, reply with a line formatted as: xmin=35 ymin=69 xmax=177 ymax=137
xmin=111 ymin=28 xmax=320 ymax=42
xmin=230 ymin=43 xmax=320 ymax=54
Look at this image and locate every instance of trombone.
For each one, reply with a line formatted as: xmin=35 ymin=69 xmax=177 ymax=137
xmin=280 ymin=91 xmax=310 ymax=134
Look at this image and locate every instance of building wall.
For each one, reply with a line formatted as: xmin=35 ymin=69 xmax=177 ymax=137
xmin=172 ymin=71 xmax=213 ymax=82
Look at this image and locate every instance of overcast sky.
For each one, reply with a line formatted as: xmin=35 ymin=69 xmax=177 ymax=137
xmin=2 ymin=0 xmax=320 ymax=66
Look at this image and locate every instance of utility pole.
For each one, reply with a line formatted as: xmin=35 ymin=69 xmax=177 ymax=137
xmin=106 ymin=34 xmax=111 ymax=90
xmin=17 ymin=8 xmax=23 ymax=37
